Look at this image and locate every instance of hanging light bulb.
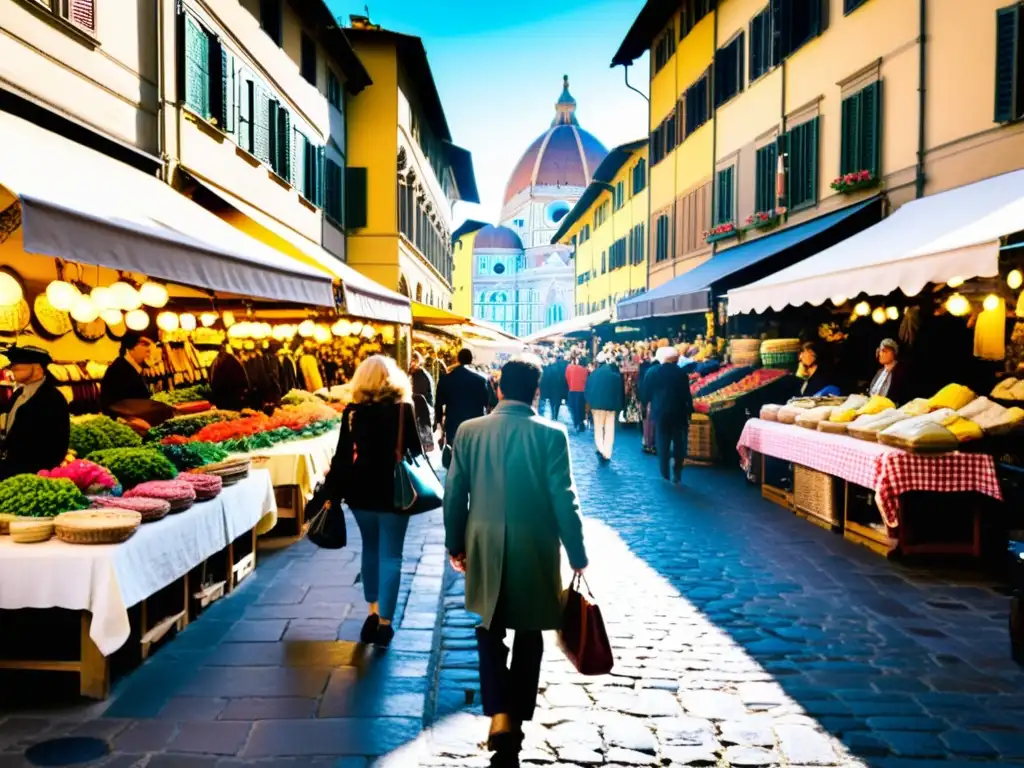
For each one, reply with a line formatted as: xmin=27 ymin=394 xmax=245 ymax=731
xmin=110 ymin=281 xmax=142 ymax=311
xmin=179 ymin=312 xmax=197 ymax=331
xmin=945 ymin=293 xmax=971 ymax=317
xmin=313 ymin=324 xmax=332 ymax=344
xmin=228 ymin=322 xmax=247 ymax=338
xmin=156 ymin=311 xmax=180 ymax=332
xmin=335 ymin=318 xmax=353 ymax=337
xmin=871 ymin=307 xmax=887 ymax=325
xmin=350 ymin=321 xmax=364 ymax=336
xmin=200 ymin=312 xmax=218 ymax=328
xmin=298 ymin=320 xmax=316 ymax=338
xmin=1008 ymin=270 xmax=1023 ymax=291
xmin=139 ymin=281 xmax=169 ymax=308
xmin=46 ymin=281 xmax=80 ymax=311
xmin=125 ymin=309 xmax=150 ymax=331
xmin=331 ymin=320 xmax=346 ymax=336
xmin=983 ymin=294 xmax=1001 ymax=312
xmin=0 ymin=273 xmax=23 ymax=307
xmin=885 ymin=306 xmax=899 ymax=321
xmin=90 ymin=286 xmax=117 ymax=311
xmin=70 ymin=295 xmax=99 ymax=323
xmin=361 ymin=324 xmax=377 ymax=339
xmin=854 ymin=301 xmax=871 ymax=317
xmin=222 ymin=310 xmax=236 ymax=328
xmin=947 ymin=276 xmax=965 ymax=289
xmin=100 ymin=308 xmax=124 ymax=326
xmin=830 ymin=295 xmax=847 ymax=307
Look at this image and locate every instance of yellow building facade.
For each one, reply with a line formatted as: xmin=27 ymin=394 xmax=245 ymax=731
xmin=552 ymin=141 xmax=650 ymax=316
xmin=450 ymin=220 xmax=488 ymax=317
xmin=344 ymin=18 xmax=479 ymax=310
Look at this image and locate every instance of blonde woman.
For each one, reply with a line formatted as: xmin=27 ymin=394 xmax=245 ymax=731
xmin=323 ymin=354 xmax=424 ymax=648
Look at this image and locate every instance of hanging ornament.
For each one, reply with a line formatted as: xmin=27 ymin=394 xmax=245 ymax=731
xmin=0 ymin=272 xmax=24 ymax=307
xmin=46 ymin=281 xmax=80 ymax=311
xmin=125 ymin=309 xmax=150 ymax=331
xmin=70 ymin=295 xmax=99 ymax=324
xmin=156 ymin=311 xmax=180 ymax=332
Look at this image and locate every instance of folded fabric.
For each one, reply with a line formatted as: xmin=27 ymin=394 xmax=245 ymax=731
xmin=992 ymin=378 xmax=1018 ymax=399
xmin=847 ymin=409 xmax=909 ymax=441
xmin=878 ymin=419 xmax=959 ymax=453
xmin=959 ymin=397 xmax=996 ymax=421
xmin=946 ymin=418 xmax=984 ymax=442
xmin=928 ymin=383 xmax=976 ymax=411
xmin=795 ymin=406 xmax=835 ymax=429
xmin=855 ymin=395 xmax=895 ymax=416
xmin=899 ymin=398 xmax=933 ymax=416
xmin=829 ymin=394 xmax=869 ymax=423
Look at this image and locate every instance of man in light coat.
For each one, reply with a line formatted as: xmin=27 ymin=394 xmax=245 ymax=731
xmin=444 ymin=356 xmax=588 ymax=765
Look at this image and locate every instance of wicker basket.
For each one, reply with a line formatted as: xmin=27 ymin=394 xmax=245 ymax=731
xmin=817 ymin=421 xmax=849 ymax=435
xmin=10 ymin=519 xmax=55 ymax=543
xmin=688 ymin=414 xmax=718 ymax=461
xmin=794 ymin=465 xmax=843 ymax=528
xmin=218 ymin=468 xmax=249 ymax=487
xmin=0 ymin=513 xmax=16 ymax=535
xmin=54 ymin=510 xmax=141 ymax=545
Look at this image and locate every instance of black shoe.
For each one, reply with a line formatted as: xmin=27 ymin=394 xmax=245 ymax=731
xmin=374 ymin=623 xmax=395 ymax=648
xmin=487 ymin=729 xmax=524 ymax=754
xmin=359 ymin=614 xmax=380 ymax=644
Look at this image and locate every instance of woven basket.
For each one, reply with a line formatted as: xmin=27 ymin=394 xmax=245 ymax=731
xmin=218 ymin=468 xmax=249 ymax=487
xmin=90 ymin=496 xmax=171 ymax=523
xmin=199 ymin=458 xmax=251 ymax=476
xmin=10 ymin=519 xmax=55 ymax=544
xmin=54 ymin=510 xmax=141 ymax=545
xmin=817 ymin=421 xmax=849 ymax=435
xmin=0 ymin=513 xmax=16 ymax=535
xmin=794 ymin=465 xmax=842 ymax=527
xmin=688 ymin=415 xmax=718 ymax=461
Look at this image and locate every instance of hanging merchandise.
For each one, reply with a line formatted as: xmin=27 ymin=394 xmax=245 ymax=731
xmin=899 ymin=306 xmax=920 ymax=347
xmin=974 ymin=294 xmax=1006 ymax=361
xmin=299 ymin=353 xmax=324 ymax=391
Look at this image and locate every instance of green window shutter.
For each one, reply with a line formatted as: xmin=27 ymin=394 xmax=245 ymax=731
xmin=221 ymin=47 xmax=236 ymax=135
xmin=995 ymin=6 xmax=1021 ymax=123
xmin=277 ymin=108 xmax=291 ymax=182
xmin=861 ymin=80 xmax=881 ymax=175
xmin=755 ymin=143 xmax=777 ymax=213
xmin=345 ymin=167 xmax=368 ymax=229
xmin=316 ymin=147 xmax=325 ymax=207
xmin=253 ymin=85 xmax=271 ymax=164
xmin=267 ymin=99 xmax=280 ymax=172
xmin=238 ymin=75 xmax=253 ymax=153
xmin=184 ymin=14 xmax=210 ymax=117
xmin=292 ymin=129 xmax=305 ymax=192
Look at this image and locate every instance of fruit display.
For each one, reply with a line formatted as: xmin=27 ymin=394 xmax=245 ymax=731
xmin=145 ymin=411 xmax=240 ymax=442
xmin=0 ymin=474 xmax=90 ymax=517
xmin=692 ymin=366 xmax=751 ymax=397
xmin=694 ymin=369 xmax=789 ymax=414
xmin=87 ymin=447 xmax=178 ymax=489
xmin=38 ymin=459 xmax=120 ymax=495
xmin=282 ymin=388 xmax=322 ymax=406
xmin=157 ymin=441 xmax=229 ymax=471
xmin=68 ymin=415 xmax=143 ymax=457
xmin=152 ymin=384 xmax=212 ymax=406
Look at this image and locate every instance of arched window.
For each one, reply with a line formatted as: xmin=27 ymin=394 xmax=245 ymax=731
xmin=398 ymin=275 xmax=410 ymax=297
xmin=415 ymin=284 xmax=423 ymax=302
xmin=546 ymin=304 xmax=565 ymax=326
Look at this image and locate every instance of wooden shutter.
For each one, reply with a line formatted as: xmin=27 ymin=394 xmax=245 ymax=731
xmin=238 ymin=74 xmax=253 ymax=153
xmin=253 ymin=85 xmax=271 ymax=164
xmin=184 ymin=14 xmax=210 ymax=117
xmin=840 ymin=92 xmax=859 ymax=175
xmin=220 ymin=47 xmax=236 ymax=135
xmin=861 ymin=80 xmax=881 ymax=175
xmin=292 ymin=130 xmax=306 ymax=193
xmin=995 ymin=6 xmax=1021 ymax=123
xmin=70 ymin=0 xmax=95 ymax=31
xmin=276 ymin=109 xmax=291 ymax=181
xmin=345 ymin=167 xmax=368 ymax=229
xmin=770 ymin=0 xmax=788 ymax=62
xmin=316 ymin=146 xmax=325 ymax=207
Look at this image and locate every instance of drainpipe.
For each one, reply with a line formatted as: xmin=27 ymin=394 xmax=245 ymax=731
xmin=915 ymin=0 xmax=927 ymax=199
xmin=710 ymin=4 xmax=718 ymax=259
xmin=623 ymin=63 xmax=651 ymax=306
xmin=156 ymin=0 xmax=166 ymax=179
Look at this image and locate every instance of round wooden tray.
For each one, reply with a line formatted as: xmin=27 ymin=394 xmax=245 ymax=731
xmin=10 ymin=519 xmax=54 ymax=544
xmin=54 ymin=509 xmax=141 ymax=545
xmin=168 ymin=498 xmax=194 ymax=513
xmin=199 ymin=458 xmax=251 ymax=476
xmin=0 ymin=512 xmax=17 ymax=535
xmin=218 ymin=469 xmax=249 ymax=487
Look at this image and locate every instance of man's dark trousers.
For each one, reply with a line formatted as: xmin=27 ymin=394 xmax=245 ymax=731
xmin=476 ymin=608 xmax=543 ymax=721
xmin=567 ymin=392 xmax=585 ymax=431
xmin=656 ymin=420 xmax=689 ymax=480
xmin=546 ymin=398 xmax=562 ymax=422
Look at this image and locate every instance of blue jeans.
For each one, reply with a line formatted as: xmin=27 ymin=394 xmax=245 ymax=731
xmin=352 ymin=510 xmax=411 ymax=621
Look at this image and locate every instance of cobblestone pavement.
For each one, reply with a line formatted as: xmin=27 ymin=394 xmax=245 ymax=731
xmin=401 ymin=426 xmax=1024 ymax=768
xmin=0 ymin=508 xmax=446 ymax=767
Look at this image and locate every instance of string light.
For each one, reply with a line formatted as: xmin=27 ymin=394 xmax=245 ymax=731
xmin=156 ymin=311 xmax=180 ymax=332
xmin=871 ymin=307 xmax=887 ymax=324
xmin=1008 ymin=270 xmax=1023 ymax=290
xmin=99 ymin=309 xmax=123 ymax=326
xmin=179 ymin=313 xmax=197 ymax=331
xmin=983 ymin=294 xmax=1000 ymax=312
xmin=885 ymin=306 xmax=899 ymax=321
xmin=139 ymin=281 xmax=169 ymax=308
xmin=125 ymin=309 xmax=150 ymax=331
xmin=945 ymin=293 xmax=970 ymax=317
xmin=70 ymin=295 xmax=99 ymax=323
xmin=854 ymin=301 xmax=871 ymax=317
xmin=46 ymin=281 xmax=79 ymax=311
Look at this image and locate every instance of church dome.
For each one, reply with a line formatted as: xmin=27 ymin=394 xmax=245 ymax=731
xmin=473 ymin=224 xmax=523 ymax=251
xmin=502 ymin=76 xmax=608 ymax=207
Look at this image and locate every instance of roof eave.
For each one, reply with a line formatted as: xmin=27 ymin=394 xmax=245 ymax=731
xmin=610 ymin=0 xmax=679 ymax=68
xmin=297 ymin=0 xmax=373 ymax=93
xmin=444 ymin=142 xmax=480 ymax=204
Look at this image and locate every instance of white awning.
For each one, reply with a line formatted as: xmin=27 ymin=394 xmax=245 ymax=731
xmin=189 ymin=176 xmax=412 ymax=325
xmin=0 ymin=111 xmax=335 ymax=307
xmin=728 ymin=170 xmax=1024 ymax=315
xmin=522 ymin=308 xmax=611 ymax=343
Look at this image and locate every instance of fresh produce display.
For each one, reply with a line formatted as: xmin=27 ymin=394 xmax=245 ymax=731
xmin=693 ymin=369 xmax=788 ymax=413
xmin=0 ymin=474 xmax=90 ymax=517
xmin=89 ymin=495 xmax=171 ymax=517
xmin=178 ymin=472 xmax=223 ymax=499
xmin=68 ymin=415 xmax=143 ymax=457
xmin=145 ymin=411 xmax=240 ymax=442
xmin=190 ymin=402 xmax=340 ymax=449
xmin=152 ymin=384 xmax=212 ymax=406
xmin=38 ymin=459 xmax=120 ymax=495
xmin=87 ymin=447 xmax=178 ymax=489
xmin=157 ymin=441 xmax=229 ymax=471
xmin=124 ymin=479 xmax=197 ymax=504
xmin=692 ymin=366 xmax=752 ymax=397
xmin=282 ymin=388 xmax=321 ymax=406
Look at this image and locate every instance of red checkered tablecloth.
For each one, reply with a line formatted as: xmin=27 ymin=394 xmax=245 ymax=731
xmin=737 ymin=419 xmax=1003 ymax=528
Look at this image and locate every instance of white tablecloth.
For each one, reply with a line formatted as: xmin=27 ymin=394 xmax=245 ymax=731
xmin=0 ymin=469 xmax=275 ymax=656
xmin=233 ymin=429 xmax=339 ymax=519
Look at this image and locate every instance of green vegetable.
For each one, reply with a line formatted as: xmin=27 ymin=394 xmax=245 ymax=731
xmin=87 ymin=448 xmax=178 ymax=489
xmin=152 ymin=385 xmax=212 ymax=406
xmin=68 ymin=415 xmax=141 ymax=457
xmin=145 ymin=411 xmax=238 ymax=442
xmin=0 ymin=474 xmax=89 ymax=517
xmin=158 ymin=441 xmax=229 ymax=471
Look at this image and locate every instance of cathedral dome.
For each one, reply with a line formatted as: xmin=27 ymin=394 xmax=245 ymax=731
xmin=502 ymin=76 xmax=608 ymax=208
xmin=473 ymin=224 xmax=523 ymax=251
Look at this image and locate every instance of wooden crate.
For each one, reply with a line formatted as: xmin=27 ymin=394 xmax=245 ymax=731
xmin=793 ymin=465 xmax=844 ymax=532
xmin=687 ymin=415 xmax=718 ymax=462
xmin=843 ymin=482 xmax=897 ymax=556
xmin=760 ymin=454 xmax=794 ymax=511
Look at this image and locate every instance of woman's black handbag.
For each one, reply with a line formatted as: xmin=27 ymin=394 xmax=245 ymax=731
xmin=306 ymin=482 xmax=347 ymax=549
xmin=393 ymin=402 xmax=443 ymax=514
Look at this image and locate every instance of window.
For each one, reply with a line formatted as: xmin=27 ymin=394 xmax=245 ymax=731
xmin=841 ymin=81 xmax=881 ymax=176
xmin=345 ymin=167 xmax=367 ymax=228
xmin=260 ymin=0 xmax=282 ymax=46
xmin=629 ymin=223 xmax=646 ymax=265
xmin=655 ymin=214 xmax=671 ymax=262
xmin=579 ymin=224 xmax=591 ymax=244
xmin=327 ymin=70 xmax=342 ymax=110
xmin=268 ymin=100 xmax=291 ymax=181
xmin=845 ymin=0 xmax=870 ymax=13
xmin=755 ymin=143 xmax=778 ymax=213
xmin=772 ymin=0 xmax=822 ymax=61
xmin=654 ymin=26 xmax=676 ymax=74
xmin=715 ymin=33 xmax=744 ymax=107
xmin=182 ymin=14 xmax=236 ymax=133
xmin=613 ymin=181 xmax=625 ymax=211
xmin=749 ymin=6 xmax=776 ymax=81
xmin=995 ymin=4 xmax=1024 ymax=123
xmin=632 ymin=159 xmax=647 ymax=195
xmin=300 ymin=32 xmax=317 ymax=86
xmin=238 ymin=77 xmax=255 ymax=153
xmin=601 ymin=251 xmax=607 ymax=274
xmin=715 ymin=166 xmax=735 ymax=225
xmin=595 ymin=201 xmax=611 ymax=229
xmin=684 ymin=72 xmax=710 ymax=136
xmin=325 ymin=159 xmax=344 ymax=225
xmin=609 ymin=237 xmax=627 ymax=270
xmin=651 ymin=110 xmax=679 ymax=165
xmin=680 ymin=0 xmax=715 ymax=40
xmin=38 ymin=0 xmax=96 ymax=32
xmin=782 ymin=117 xmax=819 ymax=209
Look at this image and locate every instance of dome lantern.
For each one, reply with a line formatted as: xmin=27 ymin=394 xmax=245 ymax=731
xmin=553 ymin=75 xmax=578 ymax=127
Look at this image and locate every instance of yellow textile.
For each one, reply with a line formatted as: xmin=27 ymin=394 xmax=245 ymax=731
xmin=992 ymin=378 xmax=1018 ymax=399
xmin=855 ymin=395 xmax=895 ymax=416
xmin=829 ymin=395 xmax=869 ymax=422
xmin=947 ymin=417 xmax=983 ymax=442
xmin=899 ymin=398 xmax=933 ymax=416
xmin=974 ymin=297 xmax=1006 ymax=361
xmin=299 ymin=355 xmax=323 ymax=392
xmin=928 ymin=384 xmax=976 ymax=411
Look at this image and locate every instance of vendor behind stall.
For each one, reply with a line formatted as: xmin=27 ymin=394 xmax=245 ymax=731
xmin=100 ymin=332 xmax=171 ymax=431
xmin=797 ymin=342 xmax=837 ymax=397
xmin=209 ymin=341 xmax=249 ymax=411
xmin=0 ymin=346 xmax=70 ymax=479
xmin=868 ymin=338 xmax=910 ymax=404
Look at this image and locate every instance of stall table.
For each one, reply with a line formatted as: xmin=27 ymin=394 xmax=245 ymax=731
xmin=738 ymin=419 xmax=1003 ymax=556
xmin=0 ymin=470 xmax=275 ymax=698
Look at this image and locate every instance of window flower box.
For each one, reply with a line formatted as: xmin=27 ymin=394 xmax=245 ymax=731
xmin=705 ymin=222 xmax=739 ymax=243
xmin=743 ymin=210 xmax=782 ymax=233
xmin=830 ymin=170 xmax=880 ymax=194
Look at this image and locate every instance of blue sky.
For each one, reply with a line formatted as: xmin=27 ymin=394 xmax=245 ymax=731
xmin=328 ymin=0 xmax=650 ymax=227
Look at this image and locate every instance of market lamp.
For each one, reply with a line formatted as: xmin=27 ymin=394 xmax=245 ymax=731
xmin=46 ymin=280 xmax=80 ymax=311
xmin=0 ymin=272 xmax=22 ymax=307
xmin=179 ymin=313 xmax=197 ymax=331
xmin=139 ymin=281 xmax=169 ymax=308
xmin=110 ymin=281 xmax=142 ymax=311
xmin=946 ymin=276 xmax=965 ymax=289
xmin=361 ymin=324 xmax=377 ymax=339
xmin=313 ymin=324 xmax=331 ymax=344
xmin=90 ymin=286 xmax=117 ymax=311
xmin=945 ymin=293 xmax=971 ymax=317
xmin=871 ymin=307 xmax=887 ymax=325
xmin=200 ymin=312 xmax=218 ymax=328
xmin=1008 ymin=270 xmax=1023 ymax=291
xmin=125 ymin=309 xmax=150 ymax=331
xmin=156 ymin=311 xmax=180 ymax=332
xmin=854 ymin=301 xmax=871 ymax=317
xmin=298 ymin=320 xmax=316 ymax=338
xmin=70 ymin=294 xmax=99 ymax=323
xmin=100 ymin=309 xmax=123 ymax=326
xmin=983 ymin=294 xmax=1001 ymax=312
xmin=222 ymin=310 xmax=236 ymax=328
xmin=350 ymin=321 xmax=364 ymax=336
xmin=885 ymin=306 xmax=899 ymax=321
